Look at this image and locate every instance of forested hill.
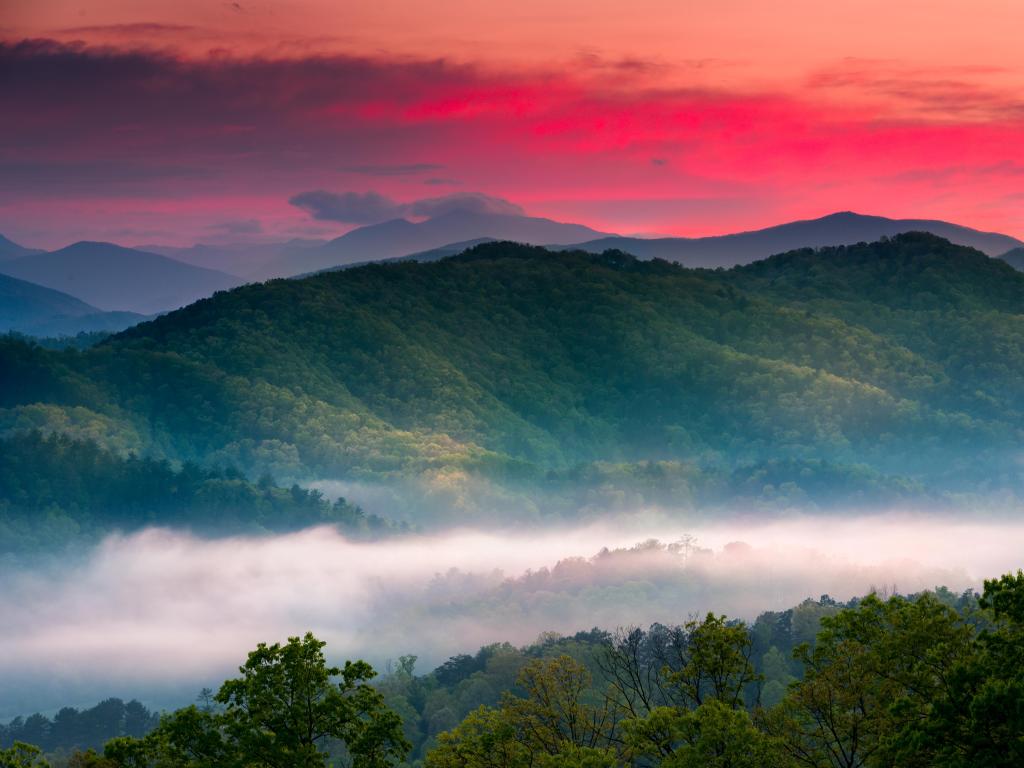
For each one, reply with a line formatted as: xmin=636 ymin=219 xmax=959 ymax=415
xmin=3 ymin=233 xmax=1024 ymax=511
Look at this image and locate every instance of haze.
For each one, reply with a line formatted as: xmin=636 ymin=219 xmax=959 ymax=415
xmin=1 ymin=512 xmax=1019 ymax=717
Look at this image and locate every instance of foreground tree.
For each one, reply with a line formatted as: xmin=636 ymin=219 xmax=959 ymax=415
xmin=0 ymin=742 xmax=49 ymax=768
xmin=426 ymin=656 xmax=619 ymax=768
xmin=763 ymin=592 xmax=975 ymax=768
xmin=86 ymin=632 xmax=409 ymax=768
xmin=624 ymin=699 xmax=789 ymax=768
xmin=908 ymin=571 xmax=1024 ymax=768
xmin=620 ymin=614 xmax=789 ymax=767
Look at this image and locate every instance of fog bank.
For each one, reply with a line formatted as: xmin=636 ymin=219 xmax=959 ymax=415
xmin=1 ymin=512 xmax=1021 ymax=717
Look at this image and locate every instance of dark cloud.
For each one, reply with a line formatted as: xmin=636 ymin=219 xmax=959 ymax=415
xmin=0 ymin=38 xmax=486 ymax=200
xmin=407 ymin=192 xmax=523 ymax=218
xmin=289 ymin=190 xmax=523 ymax=224
xmin=209 ymin=218 xmax=263 ymax=234
xmin=809 ymin=61 xmax=1024 ymax=120
xmin=57 ymin=23 xmax=196 ymax=36
xmin=343 ymin=163 xmax=444 ymax=176
xmin=289 ymin=191 xmax=403 ymax=224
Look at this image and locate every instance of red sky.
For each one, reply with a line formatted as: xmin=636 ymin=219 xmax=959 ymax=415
xmin=2 ymin=0 xmax=1024 ymax=247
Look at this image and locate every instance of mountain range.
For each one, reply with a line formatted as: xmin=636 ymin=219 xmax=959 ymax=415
xmin=0 ymin=273 xmax=146 ymax=337
xmin=258 ymin=210 xmax=612 ymax=278
xmin=0 ymin=234 xmax=43 ymax=261
xmin=132 ymin=211 xmax=1024 ymax=279
xmin=3 ymin=212 xmax=1022 ymax=340
xmin=4 ymin=232 xmax=1023 ymax=517
xmin=0 ymin=242 xmax=242 ymax=315
xmin=562 ymin=211 xmax=1024 ymax=267
xmin=139 ymin=238 xmax=329 ymax=280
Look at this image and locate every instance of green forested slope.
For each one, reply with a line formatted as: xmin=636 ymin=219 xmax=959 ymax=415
xmin=2 ymin=233 xmax=1022 ymax=511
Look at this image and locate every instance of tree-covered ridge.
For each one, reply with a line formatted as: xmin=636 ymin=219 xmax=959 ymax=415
xmin=3 ymin=233 xmax=1023 ymax=505
xmin=0 ymin=700 xmax=158 ymax=759
xmin=0 ymin=431 xmax=400 ymax=557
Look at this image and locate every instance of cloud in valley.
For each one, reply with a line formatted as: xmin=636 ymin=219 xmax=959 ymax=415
xmin=1 ymin=513 xmax=1022 ymax=716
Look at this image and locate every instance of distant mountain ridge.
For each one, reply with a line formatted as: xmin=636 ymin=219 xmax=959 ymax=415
xmin=65 ymin=211 xmax=1023 ymax=280
xmin=4 ymin=212 xmax=1020 ymax=303
xmin=561 ymin=211 xmax=1024 ymax=267
xmin=1000 ymin=247 xmax=1024 ymax=271
xmin=139 ymin=238 xmax=328 ymax=280
xmin=261 ymin=210 xmax=612 ymax=277
xmin=0 ymin=242 xmax=243 ymax=315
xmin=0 ymin=234 xmax=43 ymax=261
xmin=0 ymin=272 xmax=146 ymax=337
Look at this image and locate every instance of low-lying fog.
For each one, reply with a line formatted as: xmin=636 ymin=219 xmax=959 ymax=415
xmin=1 ymin=512 xmax=1022 ymax=717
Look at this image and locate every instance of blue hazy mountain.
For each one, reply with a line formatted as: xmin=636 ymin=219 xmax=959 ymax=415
xmin=139 ymin=238 xmax=329 ymax=280
xmin=0 ymin=242 xmax=243 ymax=315
xmin=561 ymin=211 xmax=1024 ymax=267
xmin=0 ymin=272 xmax=146 ymax=336
xmin=999 ymin=247 xmax=1024 ymax=271
xmin=263 ymin=210 xmax=611 ymax=277
xmin=0 ymin=233 xmax=43 ymax=261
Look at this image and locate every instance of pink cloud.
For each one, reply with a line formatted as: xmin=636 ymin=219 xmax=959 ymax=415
xmin=0 ymin=39 xmax=1022 ymax=247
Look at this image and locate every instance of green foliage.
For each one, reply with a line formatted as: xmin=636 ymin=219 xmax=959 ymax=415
xmin=623 ymin=700 xmax=788 ymax=768
xmin=426 ymin=656 xmax=618 ymax=768
xmin=0 ymin=700 xmax=156 ymax=757
xmin=764 ymin=593 xmax=976 ymax=767
xmin=664 ymin=614 xmax=760 ymax=709
xmin=421 ymin=578 xmax=1023 ymax=767
xmin=90 ymin=633 xmax=409 ymax=768
xmin=0 ymin=742 xmax=49 ymax=768
xmin=0 ymin=431 xmax=401 ymax=557
xmin=908 ymin=571 xmax=1024 ymax=767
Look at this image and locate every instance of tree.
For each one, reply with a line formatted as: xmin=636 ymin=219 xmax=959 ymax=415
xmin=666 ymin=614 xmax=760 ymax=710
xmin=0 ymin=742 xmax=49 ymax=768
xmin=765 ymin=593 xmax=974 ymax=768
xmin=907 ymin=572 xmax=1024 ymax=767
xmin=426 ymin=656 xmax=618 ymax=768
xmin=96 ymin=632 xmax=409 ymax=768
xmin=623 ymin=699 xmax=790 ymax=768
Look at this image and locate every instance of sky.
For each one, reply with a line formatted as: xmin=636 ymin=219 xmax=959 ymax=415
xmin=2 ymin=1 xmax=1024 ymax=248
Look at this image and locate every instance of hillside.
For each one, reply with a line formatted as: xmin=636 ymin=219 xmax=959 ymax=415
xmin=565 ymin=211 xmax=1024 ymax=267
xmin=0 ymin=272 xmax=146 ymax=337
xmin=0 ymin=242 xmax=243 ymax=314
xmin=2 ymin=233 xmax=1023 ymax=514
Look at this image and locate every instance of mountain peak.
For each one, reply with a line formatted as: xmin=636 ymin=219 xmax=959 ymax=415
xmin=0 ymin=233 xmax=44 ymax=261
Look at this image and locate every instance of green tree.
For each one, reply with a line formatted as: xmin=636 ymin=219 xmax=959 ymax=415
xmin=617 ymin=614 xmax=778 ymax=766
xmin=0 ymin=743 xmax=49 ymax=768
xmin=426 ymin=656 xmax=618 ymax=768
xmin=666 ymin=614 xmax=761 ymax=710
xmin=766 ymin=593 xmax=974 ymax=768
xmin=907 ymin=572 xmax=1024 ymax=767
xmin=623 ymin=699 xmax=789 ymax=768
xmin=96 ymin=633 xmax=409 ymax=768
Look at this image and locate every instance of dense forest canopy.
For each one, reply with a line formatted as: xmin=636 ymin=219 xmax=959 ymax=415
xmin=2 ymin=232 xmax=1024 ymax=542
